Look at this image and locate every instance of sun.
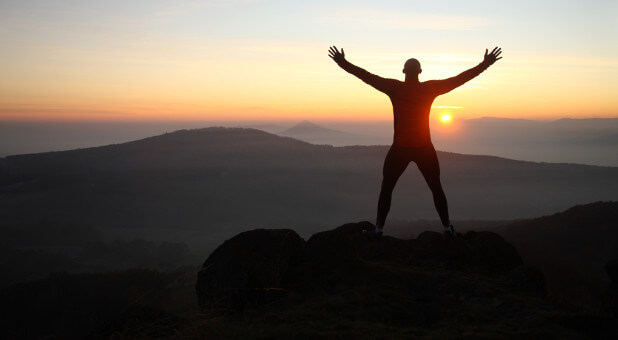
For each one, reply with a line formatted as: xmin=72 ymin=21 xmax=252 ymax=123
xmin=441 ymin=114 xmax=452 ymax=123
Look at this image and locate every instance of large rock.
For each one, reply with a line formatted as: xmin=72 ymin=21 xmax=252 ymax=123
xmin=302 ymin=223 xmax=522 ymax=274
xmin=414 ymin=230 xmax=523 ymax=275
xmin=195 ymin=229 xmax=304 ymax=312
xmin=196 ymin=222 xmax=539 ymax=314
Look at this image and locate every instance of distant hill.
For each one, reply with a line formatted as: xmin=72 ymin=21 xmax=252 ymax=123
xmin=1 ymin=127 xmax=617 ymax=258
xmin=278 ymin=120 xmax=386 ymax=146
xmin=279 ymin=120 xmax=338 ymax=135
xmin=1 ymin=117 xmax=616 ymax=165
xmin=496 ymin=201 xmax=618 ymax=308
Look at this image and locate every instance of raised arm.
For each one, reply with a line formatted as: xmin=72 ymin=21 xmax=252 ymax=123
xmin=328 ymin=46 xmax=395 ymax=94
xmin=431 ymin=47 xmax=502 ymax=95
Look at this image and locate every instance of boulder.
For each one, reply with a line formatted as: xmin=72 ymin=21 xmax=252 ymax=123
xmin=414 ymin=230 xmax=523 ymax=275
xmin=302 ymin=224 xmax=522 ymax=276
xmin=196 ymin=222 xmax=537 ymax=314
xmin=195 ymin=229 xmax=304 ymax=312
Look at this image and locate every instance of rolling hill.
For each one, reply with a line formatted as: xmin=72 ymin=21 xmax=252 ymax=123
xmin=1 ymin=127 xmax=617 ymax=258
xmin=496 ymin=201 xmax=618 ymax=308
xmin=277 ymin=120 xmax=386 ymax=146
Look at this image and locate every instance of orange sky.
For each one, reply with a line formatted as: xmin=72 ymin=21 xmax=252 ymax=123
xmin=1 ymin=1 xmax=616 ymax=122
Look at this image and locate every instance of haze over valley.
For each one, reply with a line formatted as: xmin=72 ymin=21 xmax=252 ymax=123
xmin=2 ymin=127 xmax=616 ymax=263
xmin=2 ymin=117 xmax=616 ymax=166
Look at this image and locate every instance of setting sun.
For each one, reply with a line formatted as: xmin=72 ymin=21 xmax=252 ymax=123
xmin=441 ymin=114 xmax=452 ymax=123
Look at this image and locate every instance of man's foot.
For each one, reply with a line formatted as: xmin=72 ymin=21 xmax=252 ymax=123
xmin=362 ymin=227 xmax=383 ymax=241
xmin=443 ymin=225 xmax=456 ymax=237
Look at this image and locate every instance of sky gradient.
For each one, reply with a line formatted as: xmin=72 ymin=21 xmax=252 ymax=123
xmin=1 ymin=0 xmax=617 ymax=122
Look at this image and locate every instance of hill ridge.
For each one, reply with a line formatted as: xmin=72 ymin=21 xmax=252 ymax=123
xmin=5 ymin=125 xmax=616 ymax=168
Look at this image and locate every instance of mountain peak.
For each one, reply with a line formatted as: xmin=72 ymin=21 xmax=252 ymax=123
xmin=296 ymin=120 xmax=319 ymax=127
xmin=280 ymin=120 xmax=335 ymax=135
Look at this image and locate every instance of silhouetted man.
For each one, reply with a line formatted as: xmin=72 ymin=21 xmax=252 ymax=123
xmin=328 ymin=46 xmax=502 ymax=237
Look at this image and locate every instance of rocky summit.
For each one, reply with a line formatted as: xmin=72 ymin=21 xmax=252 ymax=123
xmin=195 ymin=222 xmax=617 ymax=338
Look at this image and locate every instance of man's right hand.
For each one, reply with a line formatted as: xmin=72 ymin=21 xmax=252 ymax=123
xmin=328 ymin=46 xmax=346 ymax=64
xmin=483 ymin=47 xmax=503 ymax=66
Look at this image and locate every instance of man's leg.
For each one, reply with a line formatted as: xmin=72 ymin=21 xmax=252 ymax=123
xmin=415 ymin=146 xmax=450 ymax=228
xmin=376 ymin=146 xmax=409 ymax=228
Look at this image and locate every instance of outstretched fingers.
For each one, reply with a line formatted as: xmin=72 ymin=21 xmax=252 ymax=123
xmin=493 ymin=47 xmax=503 ymax=61
xmin=483 ymin=46 xmax=503 ymax=65
xmin=328 ymin=46 xmax=345 ymax=61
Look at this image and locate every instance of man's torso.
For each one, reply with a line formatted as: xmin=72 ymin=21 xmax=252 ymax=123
xmin=386 ymin=81 xmax=438 ymax=147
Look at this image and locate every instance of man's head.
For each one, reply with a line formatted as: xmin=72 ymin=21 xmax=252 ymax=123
xmin=403 ymin=58 xmax=422 ymax=75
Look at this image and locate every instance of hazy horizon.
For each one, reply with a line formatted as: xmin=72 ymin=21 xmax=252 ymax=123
xmin=2 ymin=116 xmax=617 ymax=167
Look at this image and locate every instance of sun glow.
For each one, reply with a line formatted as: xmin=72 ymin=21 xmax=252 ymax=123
xmin=441 ymin=114 xmax=452 ymax=123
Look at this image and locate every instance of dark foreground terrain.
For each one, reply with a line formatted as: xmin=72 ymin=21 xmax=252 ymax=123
xmin=2 ymin=222 xmax=617 ymax=339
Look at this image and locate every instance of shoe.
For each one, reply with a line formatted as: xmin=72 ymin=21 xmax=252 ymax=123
xmin=362 ymin=228 xmax=383 ymax=241
xmin=443 ymin=225 xmax=456 ymax=237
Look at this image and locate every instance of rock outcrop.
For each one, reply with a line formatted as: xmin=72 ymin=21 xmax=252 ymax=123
xmin=194 ymin=222 xmax=618 ymax=338
xmin=196 ymin=222 xmax=542 ymax=313
xmin=196 ymin=229 xmax=304 ymax=312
